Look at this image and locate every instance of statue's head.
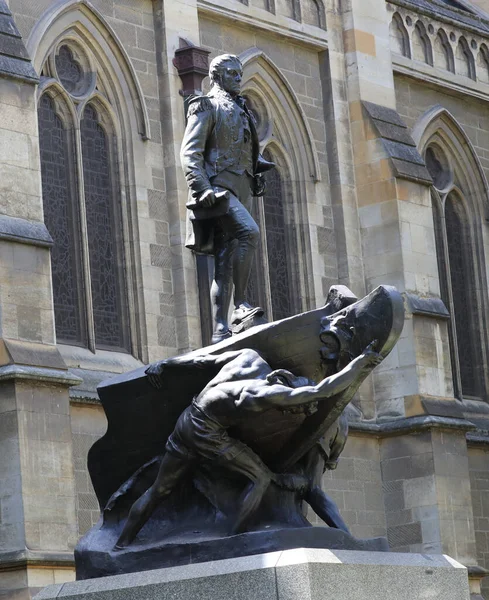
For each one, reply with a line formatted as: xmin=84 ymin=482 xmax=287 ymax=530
xmin=209 ymin=54 xmax=243 ymax=96
xmin=320 ymin=314 xmax=354 ymax=369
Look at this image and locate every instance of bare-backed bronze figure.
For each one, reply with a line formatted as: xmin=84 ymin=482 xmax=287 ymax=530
xmin=114 ymin=343 xmax=380 ymax=549
xmin=75 ymin=284 xmax=404 ymax=579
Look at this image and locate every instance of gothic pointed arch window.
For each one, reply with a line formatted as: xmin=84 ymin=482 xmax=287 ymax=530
xmin=389 ymin=12 xmax=411 ymax=58
xmin=425 ymin=141 xmax=488 ymax=401
xmin=244 ymin=94 xmax=300 ymax=321
xmin=38 ymin=41 xmax=130 ymax=352
xmin=38 ymin=93 xmax=85 ymax=344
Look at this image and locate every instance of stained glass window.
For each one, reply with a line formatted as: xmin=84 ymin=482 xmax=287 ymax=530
xmin=445 ymin=195 xmax=479 ymax=397
xmin=38 ymin=94 xmax=85 ymax=344
xmin=245 ymin=150 xmax=296 ymax=321
xmin=263 ymin=151 xmax=293 ymax=320
xmin=81 ymin=104 xmax=127 ymax=349
xmin=56 ymin=45 xmax=82 ymax=94
xmin=39 ymin=42 xmax=131 ymax=354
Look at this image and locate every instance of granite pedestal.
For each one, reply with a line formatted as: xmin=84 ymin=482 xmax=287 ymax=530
xmin=36 ymin=548 xmax=470 ymax=600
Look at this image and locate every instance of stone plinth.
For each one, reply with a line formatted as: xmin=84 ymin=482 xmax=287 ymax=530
xmin=36 ymin=548 xmax=470 ymax=600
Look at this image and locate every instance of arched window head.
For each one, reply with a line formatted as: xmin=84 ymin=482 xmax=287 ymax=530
xmin=425 ymin=145 xmax=453 ymax=191
xmin=302 ymin=0 xmax=326 ymax=29
xmin=413 ymin=21 xmax=433 ymax=65
xmin=477 ymin=44 xmax=489 ymax=83
xmin=238 ymin=50 xmax=317 ymax=324
xmin=425 ymin=141 xmax=486 ymax=400
xmin=455 ymin=37 xmax=476 ymax=79
xmin=249 ymin=0 xmax=275 ymax=12
xmin=281 ymin=0 xmax=301 ymax=21
xmin=434 ymin=29 xmax=454 ymax=72
xmin=38 ymin=40 xmax=130 ymax=352
xmin=390 ymin=13 xmax=411 ymax=58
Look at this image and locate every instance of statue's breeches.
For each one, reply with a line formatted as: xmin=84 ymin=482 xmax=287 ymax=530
xmin=166 ymin=404 xmax=248 ymax=462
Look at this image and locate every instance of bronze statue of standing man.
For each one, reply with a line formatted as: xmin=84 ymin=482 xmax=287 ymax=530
xmin=181 ymin=54 xmax=274 ymax=343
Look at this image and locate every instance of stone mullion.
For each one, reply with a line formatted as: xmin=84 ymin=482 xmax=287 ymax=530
xmin=255 ymin=196 xmax=274 ymax=319
xmin=73 ymin=117 xmax=96 ymax=353
xmin=435 ymin=190 xmax=464 ymax=400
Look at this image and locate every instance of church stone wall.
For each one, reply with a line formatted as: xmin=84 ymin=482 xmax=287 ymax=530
xmin=2 ymin=0 xmax=489 ymax=597
xmin=319 ymin=433 xmax=387 ymax=541
xmin=394 ymin=74 xmax=489 ymax=183
xmin=70 ymin=404 xmax=107 ymax=539
xmin=469 ymin=445 xmax=489 ymax=599
xmin=10 ymin=0 xmax=181 ymax=364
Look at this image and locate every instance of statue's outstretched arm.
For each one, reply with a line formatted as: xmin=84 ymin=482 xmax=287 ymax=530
xmin=236 ymin=342 xmax=381 ymax=412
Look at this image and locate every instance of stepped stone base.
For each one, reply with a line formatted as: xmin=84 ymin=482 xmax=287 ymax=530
xmin=36 ymin=548 xmax=470 ymax=600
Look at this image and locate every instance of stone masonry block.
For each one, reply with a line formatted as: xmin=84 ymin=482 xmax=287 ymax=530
xmin=386 ymin=508 xmax=414 ymax=528
xmin=381 ymin=456 xmax=412 ymax=482
xmin=380 ymin=432 xmax=432 ymax=460
xmin=384 ymin=489 xmax=405 ymax=513
xmin=0 ymin=521 xmax=24 ymax=551
xmin=150 ymin=243 xmax=172 ymax=268
xmin=388 ymin=522 xmax=423 ymax=547
xmin=404 ymin=475 xmax=437 ymax=509
xmin=17 ymin=305 xmax=42 ymax=342
xmin=157 ymin=315 xmax=176 ymax=347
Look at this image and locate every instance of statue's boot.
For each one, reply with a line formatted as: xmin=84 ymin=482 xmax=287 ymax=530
xmin=256 ymin=155 xmax=276 ymax=174
xmin=211 ymin=329 xmax=232 ymax=344
xmin=231 ymin=303 xmax=265 ymax=326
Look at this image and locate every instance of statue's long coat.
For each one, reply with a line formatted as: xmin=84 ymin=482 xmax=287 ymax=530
xmin=180 ymin=86 xmax=261 ymax=255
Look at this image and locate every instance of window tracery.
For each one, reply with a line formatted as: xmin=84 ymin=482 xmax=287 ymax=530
xmin=38 ymin=41 xmax=129 ymax=352
xmin=413 ymin=21 xmax=433 ymax=65
xmin=477 ymin=44 xmax=489 ymax=83
xmin=444 ymin=193 xmax=479 ymax=397
xmin=262 ymin=149 xmax=294 ymax=320
xmin=426 ymin=143 xmax=484 ymax=400
xmin=38 ymin=94 xmax=85 ymax=345
xmin=390 ymin=12 xmax=411 ymax=58
xmin=302 ymin=0 xmax=326 ymax=30
xmin=55 ymin=45 xmax=83 ymax=94
xmin=244 ymin=94 xmax=298 ymax=321
xmin=434 ymin=29 xmax=454 ymax=72
xmin=455 ymin=37 xmax=475 ymax=79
